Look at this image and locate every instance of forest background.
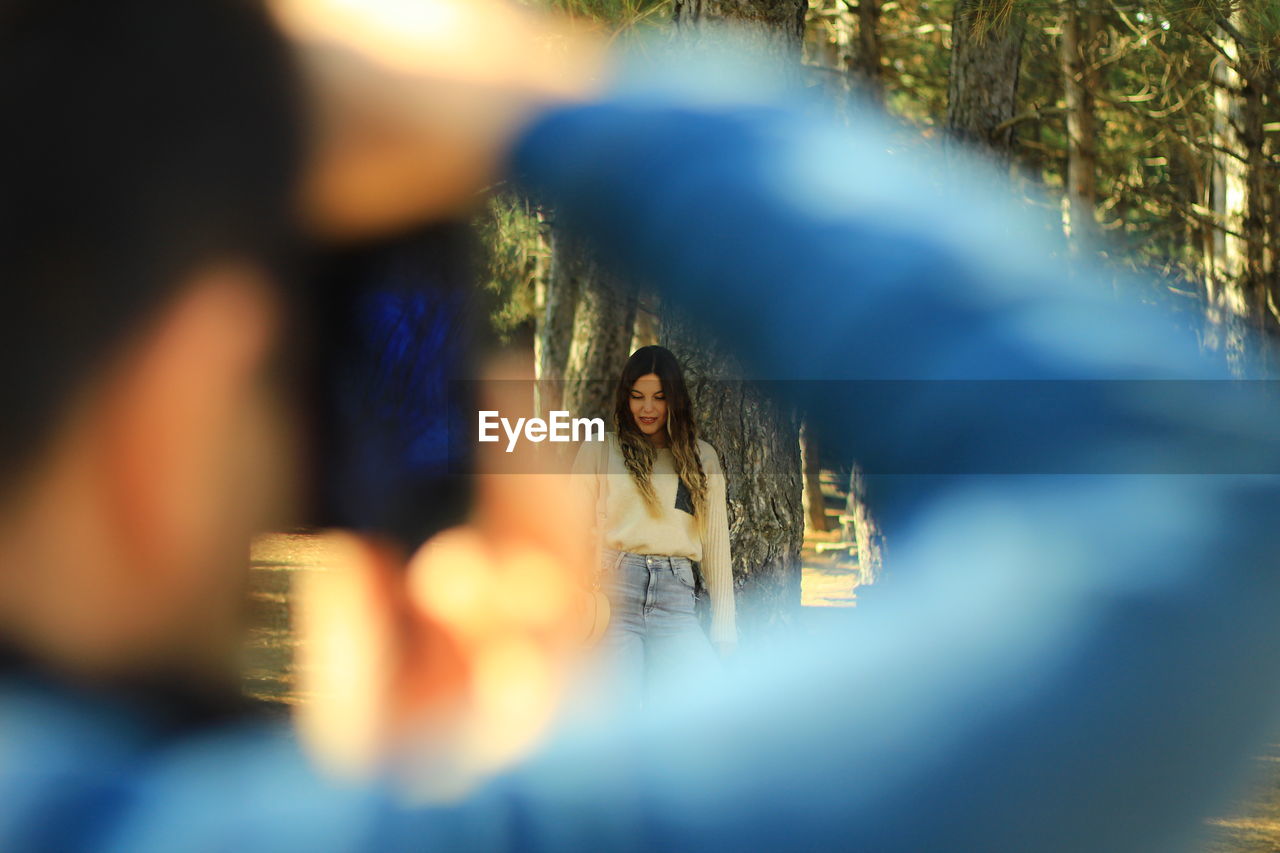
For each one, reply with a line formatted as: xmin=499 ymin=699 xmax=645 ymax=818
xmin=476 ymin=0 xmax=1280 ymax=632
xmin=244 ymin=4 xmax=1280 ymax=848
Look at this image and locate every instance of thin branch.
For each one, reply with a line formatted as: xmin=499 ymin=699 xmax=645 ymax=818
xmin=993 ymin=106 xmax=1071 ymax=133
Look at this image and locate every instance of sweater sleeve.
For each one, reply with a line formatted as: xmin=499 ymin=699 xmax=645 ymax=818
xmin=570 ymin=439 xmax=604 ymax=570
xmin=700 ymin=443 xmax=736 ymax=645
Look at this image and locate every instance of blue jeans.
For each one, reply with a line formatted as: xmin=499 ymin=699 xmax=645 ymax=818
xmin=592 ymin=549 xmax=720 ymax=708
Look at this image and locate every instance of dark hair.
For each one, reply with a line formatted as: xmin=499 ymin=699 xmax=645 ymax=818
xmin=611 ymin=345 xmax=708 ymax=524
xmin=0 ymin=0 xmax=305 ymax=487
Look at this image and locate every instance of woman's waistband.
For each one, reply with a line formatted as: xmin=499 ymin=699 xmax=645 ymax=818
xmin=601 ymin=548 xmax=695 ymax=568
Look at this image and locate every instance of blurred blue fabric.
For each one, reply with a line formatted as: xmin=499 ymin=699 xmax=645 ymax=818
xmin=6 ymin=41 xmax=1280 ymax=852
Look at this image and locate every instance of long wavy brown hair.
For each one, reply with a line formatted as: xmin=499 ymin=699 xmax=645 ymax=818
xmin=612 ymin=346 xmax=708 ymax=528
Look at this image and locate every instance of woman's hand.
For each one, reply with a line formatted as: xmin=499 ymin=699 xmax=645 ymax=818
xmin=271 ymin=0 xmax=608 ymax=238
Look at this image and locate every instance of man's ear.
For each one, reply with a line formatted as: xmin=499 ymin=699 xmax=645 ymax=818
xmin=97 ymin=265 xmax=280 ymax=584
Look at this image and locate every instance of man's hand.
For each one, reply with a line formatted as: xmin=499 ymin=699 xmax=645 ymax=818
xmin=272 ymin=0 xmax=607 ymax=238
xmin=293 ymin=352 xmax=596 ymax=801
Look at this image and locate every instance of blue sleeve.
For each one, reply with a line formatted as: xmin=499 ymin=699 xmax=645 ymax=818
xmin=495 ymin=58 xmax=1280 ymax=852
xmin=20 ymin=58 xmax=1280 ymax=853
xmin=505 ymin=90 xmax=1280 ymax=508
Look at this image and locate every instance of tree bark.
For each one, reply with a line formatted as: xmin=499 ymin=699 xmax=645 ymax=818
xmin=559 ymin=233 xmax=637 ymax=425
xmin=535 ymin=226 xmax=577 ymax=418
xmin=1241 ymin=72 xmax=1269 ymax=321
xmin=946 ymin=0 xmax=1026 ymax=159
xmin=844 ymin=464 xmax=883 ymax=586
xmin=1208 ymin=41 xmax=1249 ymax=298
xmin=1204 ymin=18 xmax=1267 ymax=370
xmin=664 ymin=316 xmax=803 ymax=638
xmin=800 ymin=421 xmax=829 ymax=533
xmin=630 ymin=293 xmax=661 ymax=353
xmin=665 ymin=0 xmax=807 ymax=636
xmin=1060 ymin=0 xmax=1100 ymax=248
xmin=673 ymin=0 xmax=809 ymax=61
xmin=854 ymin=0 xmax=881 ymax=102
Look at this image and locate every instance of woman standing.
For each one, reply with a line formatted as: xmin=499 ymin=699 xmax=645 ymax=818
xmin=572 ymin=345 xmax=736 ymax=705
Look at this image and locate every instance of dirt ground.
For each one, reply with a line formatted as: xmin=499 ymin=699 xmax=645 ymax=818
xmin=1201 ymin=741 xmax=1280 ymax=852
xmin=797 ymin=530 xmax=1280 ymax=853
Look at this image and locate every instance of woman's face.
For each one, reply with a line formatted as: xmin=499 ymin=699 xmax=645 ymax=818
xmin=629 ymin=373 xmax=667 ymax=441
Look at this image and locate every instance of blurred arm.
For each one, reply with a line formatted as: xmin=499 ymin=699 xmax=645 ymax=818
xmin=58 ymin=31 xmax=1280 ymax=853
xmin=496 ymin=56 xmax=1280 ymax=852
xmin=274 ymin=0 xmax=606 ymax=237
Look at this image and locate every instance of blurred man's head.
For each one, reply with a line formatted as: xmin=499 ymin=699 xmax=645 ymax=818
xmin=0 ymin=0 xmax=305 ymax=684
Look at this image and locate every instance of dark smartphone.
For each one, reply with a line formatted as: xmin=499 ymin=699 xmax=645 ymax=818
xmin=305 ymin=223 xmax=477 ymax=554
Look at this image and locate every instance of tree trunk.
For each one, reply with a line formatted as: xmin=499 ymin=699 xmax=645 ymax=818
xmin=946 ymin=0 xmax=1026 ymax=159
xmin=664 ymin=316 xmax=804 ymax=639
xmin=853 ymin=0 xmax=882 ymax=104
xmin=673 ymin=0 xmax=809 ymax=61
xmin=1166 ymin=135 xmax=1213 ymax=303
xmin=1270 ymin=144 xmax=1280 ymax=336
xmin=1204 ymin=19 xmax=1266 ymax=371
xmin=559 ymin=233 xmax=637 ymax=425
xmin=535 ymin=226 xmax=577 ymax=418
xmin=1208 ymin=42 xmax=1248 ymax=299
xmin=1060 ymin=0 xmax=1100 ymax=248
xmin=844 ymin=464 xmax=883 ymax=586
xmin=630 ymin=293 xmax=661 ymax=353
xmin=800 ymin=421 xmax=829 ymax=533
xmin=1241 ymin=71 xmax=1269 ymax=324
xmin=665 ymin=0 xmax=807 ymax=636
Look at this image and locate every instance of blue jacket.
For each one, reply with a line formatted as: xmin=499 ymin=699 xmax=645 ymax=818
xmin=5 ymin=45 xmax=1280 ymax=852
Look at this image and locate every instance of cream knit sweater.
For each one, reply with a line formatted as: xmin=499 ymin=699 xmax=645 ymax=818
xmin=572 ymin=434 xmax=737 ymax=645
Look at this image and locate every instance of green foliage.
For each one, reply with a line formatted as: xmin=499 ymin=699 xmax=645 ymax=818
xmin=878 ymin=1 xmax=953 ymax=129
xmin=477 ymin=0 xmax=1280 ymax=338
xmin=806 ymin=0 xmax=1279 ymax=290
xmin=473 ymin=193 xmax=547 ymax=341
xmin=476 ymin=0 xmax=671 ymax=341
xmin=956 ymin=0 xmax=1019 ymax=38
xmin=529 ymin=0 xmax=671 ymax=32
